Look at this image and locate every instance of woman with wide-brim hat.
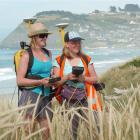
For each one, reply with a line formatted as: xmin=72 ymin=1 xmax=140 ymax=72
xmin=17 ymin=22 xmax=53 ymax=140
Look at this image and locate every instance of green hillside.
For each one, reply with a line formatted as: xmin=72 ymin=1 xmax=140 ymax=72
xmin=100 ymin=57 xmax=140 ymax=95
xmin=0 ymin=10 xmax=140 ymax=49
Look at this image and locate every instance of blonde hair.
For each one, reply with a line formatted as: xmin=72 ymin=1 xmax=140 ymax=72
xmin=62 ymin=44 xmax=81 ymax=59
xmin=29 ymin=37 xmax=37 ymax=49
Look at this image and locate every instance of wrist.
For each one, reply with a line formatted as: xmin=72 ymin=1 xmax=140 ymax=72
xmin=65 ymin=75 xmax=69 ymax=81
xmin=38 ymin=79 xmax=43 ymax=85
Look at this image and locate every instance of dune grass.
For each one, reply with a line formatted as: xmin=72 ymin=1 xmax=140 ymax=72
xmin=0 ymin=57 xmax=140 ymax=140
xmin=100 ymin=57 xmax=140 ymax=95
xmin=0 ymin=85 xmax=139 ymax=140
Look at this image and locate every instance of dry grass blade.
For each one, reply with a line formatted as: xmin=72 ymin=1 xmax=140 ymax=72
xmin=24 ymin=128 xmax=46 ymax=140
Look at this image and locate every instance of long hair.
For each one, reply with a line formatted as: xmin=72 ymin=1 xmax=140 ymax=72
xmin=62 ymin=44 xmax=82 ymax=59
xmin=29 ymin=37 xmax=37 ymax=49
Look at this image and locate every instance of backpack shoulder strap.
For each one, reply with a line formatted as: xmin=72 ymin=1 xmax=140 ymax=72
xmin=42 ymin=47 xmax=50 ymax=57
xmin=26 ymin=48 xmax=33 ymax=74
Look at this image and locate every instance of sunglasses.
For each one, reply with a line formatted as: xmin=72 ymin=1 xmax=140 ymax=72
xmin=38 ymin=34 xmax=48 ymax=38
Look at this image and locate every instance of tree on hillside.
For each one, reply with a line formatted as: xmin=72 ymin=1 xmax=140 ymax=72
xmin=95 ymin=10 xmax=100 ymax=13
xmin=124 ymin=4 xmax=140 ymax=12
xmin=118 ymin=7 xmax=124 ymax=12
xmin=110 ymin=6 xmax=117 ymax=13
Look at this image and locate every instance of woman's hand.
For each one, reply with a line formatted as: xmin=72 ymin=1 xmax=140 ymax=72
xmin=77 ymin=74 xmax=85 ymax=83
xmin=66 ymin=73 xmax=85 ymax=82
xmin=67 ymin=73 xmax=77 ymax=81
xmin=40 ymin=78 xmax=50 ymax=87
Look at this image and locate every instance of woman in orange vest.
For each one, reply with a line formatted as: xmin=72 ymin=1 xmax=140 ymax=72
xmin=53 ymin=31 xmax=102 ymax=139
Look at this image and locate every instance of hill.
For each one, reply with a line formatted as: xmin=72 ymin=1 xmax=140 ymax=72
xmin=0 ymin=10 xmax=140 ymax=49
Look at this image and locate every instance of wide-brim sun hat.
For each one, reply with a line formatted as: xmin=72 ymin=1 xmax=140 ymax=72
xmin=28 ymin=22 xmax=52 ymax=38
xmin=64 ymin=31 xmax=84 ymax=42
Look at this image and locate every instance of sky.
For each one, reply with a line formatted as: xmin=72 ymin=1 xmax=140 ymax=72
xmin=0 ymin=0 xmax=140 ymax=41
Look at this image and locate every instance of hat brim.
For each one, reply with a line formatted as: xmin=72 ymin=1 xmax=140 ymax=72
xmin=28 ymin=30 xmax=52 ymax=38
xmin=69 ymin=37 xmax=85 ymax=41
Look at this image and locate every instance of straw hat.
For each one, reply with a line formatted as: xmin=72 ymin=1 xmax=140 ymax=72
xmin=28 ymin=22 xmax=52 ymax=38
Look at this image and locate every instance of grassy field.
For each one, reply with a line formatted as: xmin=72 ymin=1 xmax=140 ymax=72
xmin=0 ymin=58 xmax=140 ymax=140
xmin=100 ymin=57 xmax=140 ymax=95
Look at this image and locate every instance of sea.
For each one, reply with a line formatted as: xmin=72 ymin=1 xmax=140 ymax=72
xmin=0 ymin=47 xmax=140 ymax=95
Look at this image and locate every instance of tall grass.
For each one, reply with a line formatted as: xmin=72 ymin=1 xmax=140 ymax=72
xmin=0 ymin=85 xmax=139 ymax=140
xmin=100 ymin=57 xmax=140 ymax=95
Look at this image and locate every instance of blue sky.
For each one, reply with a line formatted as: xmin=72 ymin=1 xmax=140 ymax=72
xmin=0 ymin=0 xmax=140 ymax=41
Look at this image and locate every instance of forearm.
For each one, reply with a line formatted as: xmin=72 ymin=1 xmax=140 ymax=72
xmin=17 ymin=78 xmax=42 ymax=87
xmin=84 ymin=76 xmax=98 ymax=84
xmin=55 ymin=75 xmax=68 ymax=87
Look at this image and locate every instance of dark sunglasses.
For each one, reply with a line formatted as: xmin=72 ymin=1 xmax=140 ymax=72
xmin=38 ymin=34 xmax=48 ymax=38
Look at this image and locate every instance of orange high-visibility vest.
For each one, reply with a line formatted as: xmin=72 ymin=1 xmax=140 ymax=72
xmin=55 ymin=54 xmax=102 ymax=110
